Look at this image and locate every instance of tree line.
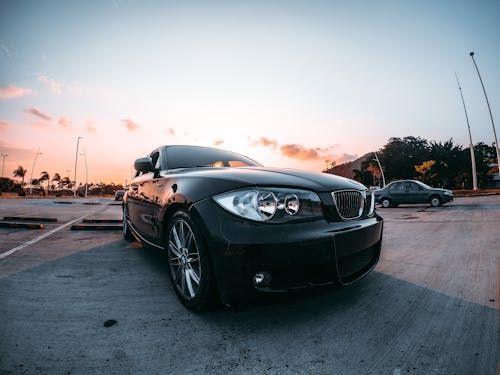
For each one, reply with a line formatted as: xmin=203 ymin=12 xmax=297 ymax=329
xmin=1 ymin=167 xmax=123 ymax=196
xmin=344 ymin=136 xmax=498 ymax=189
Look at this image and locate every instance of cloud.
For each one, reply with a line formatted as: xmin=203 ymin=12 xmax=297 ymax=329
xmin=335 ymin=153 xmax=358 ymax=164
xmin=213 ymin=139 xmax=224 ymax=146
xmin=169 ymin=128 xmax=175 ymax=136
xmin=25 ymin=107 xmax=52 ymax=122
xmin=0 ymin=140 xmax=34 ymax=162
xmin=249 ymin=136 xmax=340 ymax=162
xmin=249 ymin=136 xmax=279 ymax=150
xmin=58 ymin=117 xmax=71 ymax=128
xmin=0 ymin=85 xmax=31 ymax=99
xmin=122 ymin=119 xmax=140 ymax=131
xmin=37 ymin=75 xmax=64 ymax=94
xmin=0 ymin=43 xmax=13 ymax=59
xmin=0 ymin=120 xmax=7 ymax=131
xmin=315 ymin=145 xmax=340 ymax=153
xmin=280 ymin=144 xmax=323 ymax=161
xmin=86 ymin=121 xmax=96 ymax=133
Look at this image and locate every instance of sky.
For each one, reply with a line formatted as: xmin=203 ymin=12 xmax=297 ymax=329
xmin=1 ymin=0 xmax=500 ymax=185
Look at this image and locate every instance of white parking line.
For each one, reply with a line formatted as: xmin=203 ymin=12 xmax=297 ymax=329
xmin=0 ymin=213 xmax=91 ymax=260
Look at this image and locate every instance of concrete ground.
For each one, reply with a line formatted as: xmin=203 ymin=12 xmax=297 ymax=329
xmin=0 ymin=196 xmax=498 ymax=374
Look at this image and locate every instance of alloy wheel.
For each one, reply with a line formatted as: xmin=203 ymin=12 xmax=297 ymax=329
xmin=167 ymin=219 xmax=202 ymax=300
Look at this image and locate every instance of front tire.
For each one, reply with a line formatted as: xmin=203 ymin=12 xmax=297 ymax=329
xmin=380 ymin=197 xmax=392 ymax=208
xmin=430 ymin=196 xmax=441 ymax=207
xmin=166 ymin=211 xmax=216 ymax=311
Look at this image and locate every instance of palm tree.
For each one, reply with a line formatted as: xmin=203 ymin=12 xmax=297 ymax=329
xmin=61 ymin=176 xmax=71 ymax=189
xmin=13 ymin=165 xmax=27 ymax=185
xmin=52 ymin=173 xmax=61 ymax=190
xmin=40 ymin=171 xmax=49 ymax=194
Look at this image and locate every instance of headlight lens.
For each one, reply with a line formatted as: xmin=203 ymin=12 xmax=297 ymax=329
xmin=368 ymin=191 xmax=375 ymax=216
xmin=213 ymin=188 xmax=323 ymax=222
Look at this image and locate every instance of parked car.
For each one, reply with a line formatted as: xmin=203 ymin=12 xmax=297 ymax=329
xmin=114 ymin=190 xmax=125 ymax=201
xmin=123 ymin=145 xmax=383 ymax=310
xmin=374 ymin=180 xmax=453 ymax=208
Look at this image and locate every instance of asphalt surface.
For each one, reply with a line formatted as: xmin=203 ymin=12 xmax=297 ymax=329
xmin=0 ymin=196 xmax=498 ymax=374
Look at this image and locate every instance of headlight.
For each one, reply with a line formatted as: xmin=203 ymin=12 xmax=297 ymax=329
xmin=444 ymin=191 xmax=452 ymax=196
xmin=368 ymin=191 xmax=375 ymax=216
xmin=213 ymin=188 xmax=323 ymax=222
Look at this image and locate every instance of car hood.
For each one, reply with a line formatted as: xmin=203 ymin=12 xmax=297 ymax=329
xmin=431 ymin=188 xmax=453 ymax=194
xmin=166 ymin=167 xmax=366 ymax=192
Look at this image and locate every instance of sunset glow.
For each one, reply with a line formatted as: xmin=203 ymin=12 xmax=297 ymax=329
xmin=1 ymin=1 xmax=499 ymax=185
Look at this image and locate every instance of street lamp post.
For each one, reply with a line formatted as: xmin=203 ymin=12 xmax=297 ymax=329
xmin=1 ymin=153 xmax=7 ymax=177
xmin=469 ymin=52 xmax=500 ymax=177
xmin=29 ymin=147 xmax=42 ymax=195
xmin=80 ymin=149 xmax=88 ymax=197
xmin=74 ymin=137 xmax=82 ymax=197
xmin=373 ymin=151 xmax=386 ymax=187
xmin=455 ymin=72 xmax=478 ymax=190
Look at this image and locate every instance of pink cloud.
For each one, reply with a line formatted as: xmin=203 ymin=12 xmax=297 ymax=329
xmin=0 ymin=120 xmax=8 ymax=131
xmin=249 ymin=136 xmax=279 ymax=150
xmin=0 ymin=139 xmax=34 ymax=162
xmin=0 ymin=85 xmax=31 ymax=99
xmin=213 ymin=139 xmax=224 ymax=146
xmin=169 ymin=128 xmax=175 ymax=136
xmin=335 ymin=153 xmax=358 ymax=164
xmin=37 ymin=75 xmax=64 ymax=94
xmin=86 ymin=121 xmax=96 ymax=133
xmin=122 ymin=119 xmax=140 ymax=131
xmin=58 ymin=117 xmax=71 ymax=128
xmin=25 ymin=107 xmax=52 ymax=122
xmin=280 ymin=144 xmax=322 ymax=161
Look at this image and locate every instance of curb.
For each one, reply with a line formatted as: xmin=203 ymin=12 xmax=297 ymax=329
xmin=0 ymin=221 xmax=44 ymax=229
xmin=71 ymin=224 xmax=122 ymax=231
xmin=3 ymin=216 xmax=58 ymax=222
xmin=82 ymin=219 xmax=122 ymax=224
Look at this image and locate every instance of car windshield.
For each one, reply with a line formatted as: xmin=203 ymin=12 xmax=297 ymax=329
xmin=164 ymin=146 xmax=262 ymax=170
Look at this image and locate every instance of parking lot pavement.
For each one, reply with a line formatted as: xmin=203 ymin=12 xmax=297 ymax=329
xmin=0 ymin=198 xmax=122 ymax=276
xmin=0 ymin=196 xmax=498 ymax=374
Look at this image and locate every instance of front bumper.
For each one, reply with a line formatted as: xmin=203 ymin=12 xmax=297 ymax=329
xmin=192 ymin=199 xmax=383 ymax=306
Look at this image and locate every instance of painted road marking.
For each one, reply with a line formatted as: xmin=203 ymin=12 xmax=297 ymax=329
xmin=0 ymin=213 xmax=91 ymax=260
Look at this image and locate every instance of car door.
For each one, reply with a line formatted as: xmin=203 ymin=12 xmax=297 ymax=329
xmin=127 ymin=171 xmax=154 ymax=240
xmin=133 ymin=149 xmax=162 ymax=244
xmin=407 ymin=181 xmax=427 ymax=204
xmin=388 ymin=182 xmax=405 ymax=204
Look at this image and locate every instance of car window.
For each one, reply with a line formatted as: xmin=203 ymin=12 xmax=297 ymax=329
xmin=409 ymin=182 xmax=423 ymax=191
xmin=164 ymin=146 xmax=261 ymax=170
xmin=389 ymin=182 xmax=403 ymax=191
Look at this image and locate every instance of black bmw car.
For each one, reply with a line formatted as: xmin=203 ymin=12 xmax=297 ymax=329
xmin=123 ymin=145 xmax=383 ymax=310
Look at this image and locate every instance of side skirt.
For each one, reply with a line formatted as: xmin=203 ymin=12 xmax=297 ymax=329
xmin=127 ymin=219 xmax=163 ymax=250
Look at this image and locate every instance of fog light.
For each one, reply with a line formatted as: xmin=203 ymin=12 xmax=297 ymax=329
xmin=253 ymin=271 xmax=272 ymax=287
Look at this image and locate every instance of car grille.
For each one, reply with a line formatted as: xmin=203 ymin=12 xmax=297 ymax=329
xmin=332 ymin=190 xmax=365 ymax=220
xmin=337 ymin=245 xmax=376 ymax=284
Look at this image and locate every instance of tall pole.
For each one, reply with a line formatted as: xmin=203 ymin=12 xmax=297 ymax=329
xmin=29 ymin=147 xmax=42 ymax=195
xmin=373 ymin=151 xmax=386 ymax=187
xmin=455 ymin=72 xmax=478 ymax=190
xmin=1 ymin=153 xmax=7 ymax=177
xmin=80 ymin=149 xmax=88 ymax=197
xmin=469 ymin=52 xmax=500 ymax=177
xmin=74 ymin=136 xmax=82 ymax=197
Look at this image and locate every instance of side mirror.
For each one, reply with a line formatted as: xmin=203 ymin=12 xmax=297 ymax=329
xmin=134 ymin=157 xmax=154 ymax=173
